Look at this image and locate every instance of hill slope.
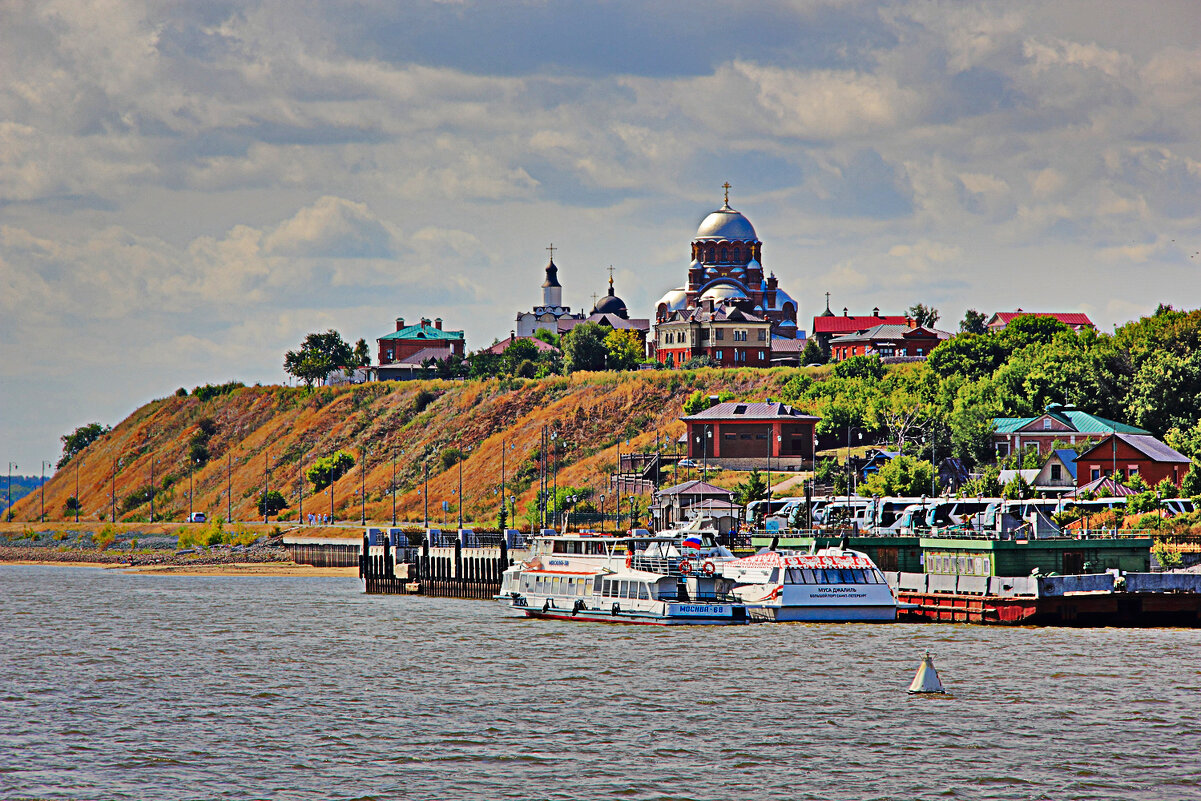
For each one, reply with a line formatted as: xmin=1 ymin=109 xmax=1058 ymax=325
xmin=11 ymin=370 xmax=795 ymax=527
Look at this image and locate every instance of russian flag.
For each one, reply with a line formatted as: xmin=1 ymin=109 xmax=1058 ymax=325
xmin=682 ymin=535 xmax=702 ymax=550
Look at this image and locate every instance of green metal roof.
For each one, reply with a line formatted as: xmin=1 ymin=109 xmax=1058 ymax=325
xmin=992 ymin=407 xmax=1148 ymax=435
xmin=378 ymin=324 xmax=464 ymax=342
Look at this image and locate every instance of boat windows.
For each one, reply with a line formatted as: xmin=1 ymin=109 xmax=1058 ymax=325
xmin=619 ymin=580 xmax=630 ymax=598
xmin=639 ymin=583 xmax=650 ymax=600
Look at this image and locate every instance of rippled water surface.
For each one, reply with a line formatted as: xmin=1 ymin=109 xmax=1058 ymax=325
xmin=2 ymin=565 xmax=1200 ymax=801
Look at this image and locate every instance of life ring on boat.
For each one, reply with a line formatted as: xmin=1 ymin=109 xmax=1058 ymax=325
xmin=679 ymin=559 xmax=693 ymax=574
xmin=702 ymin=561 xmax=716 ymax=576
xmin=611 ymin=602 xmax=621 ymax=616
xmin=625 ymin=553 xmax=633 ymax=569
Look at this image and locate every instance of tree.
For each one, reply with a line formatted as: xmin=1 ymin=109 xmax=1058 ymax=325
xmin=353 ymin=338 xmax=371 ymax=368
xmin=683 ymin=390 xmax=710 ymax=416
xmin=682 ymin=355 xmax=718 ymax=369
xmin=502 ymin=339 xmax=541 ymax=374
xmin=859 ymin=455 xmax=934 ymax=497
xmin=734 ymin=469 xmax=769 ymax=505
xmin=306 ymin=450 xmax=356 ymax=492
xmin=604 ymin=329 xmax=644 ymax=371
xmin=532 ymin=328 xmax=560 ymax=348
xmin=927 ymin=333 xmax=1006 ymax=381
xmin=998 ymin=314 xmax=1071 ymax=351
xmin=58 ymin=422 xmax=111 ymax=468
xmin=257 ymin=490 xmax=287 ymax=517
xmin=959 ymin=309 xmax=988 ymax=335
xmin=561 ymin=322 xmax=608 ymax=372
xmin=907 ymin=303 xmax=940 ymax=328
xmin=832 ymin=354 xmax=885 ymax=380
xmin=1181 ymin=464 xmax=1201 ymax=498
xmin=284 ymin=330 xmax=354 ymax=387
xmin=1002 ymin=473 xmax=1033 ymax=500
xmin=800 ymin=339 xmax=826 ymax=365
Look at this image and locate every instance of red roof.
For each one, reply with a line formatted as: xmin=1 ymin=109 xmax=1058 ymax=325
xmin=811 ymin=314 xmax=910 ymax=334
xmin=990 ymin=311 xmax=1095 ymax=328
xmin=485 ymin=335 xmax=560 ymax=355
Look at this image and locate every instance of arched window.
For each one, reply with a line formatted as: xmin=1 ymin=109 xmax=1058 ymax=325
xmin=720 ymin=247 xmax=728 ymax=262
xmin=732 ymin=247 xmax=741 ymax=262
xmin=705 ymin=246 xmax=715 ymax=262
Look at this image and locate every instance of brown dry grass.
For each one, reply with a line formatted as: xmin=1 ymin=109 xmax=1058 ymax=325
xmin=11 ymin=369 xmax=801 ymax=528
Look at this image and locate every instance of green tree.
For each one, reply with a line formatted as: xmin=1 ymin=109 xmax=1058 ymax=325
xmin=257 ymin=489 xmax=288 ymax=517
xmin=859 ymin=455 xmax=934 ymax=497
xmin=907 ymin=303 xmax=940 ymax=328
xmin=927 ymin=333 xmax=1006 ymax=381
xmin=1155 ymin=477 xmax=1178 ymax=500
xmin=284 ymin=330 xmax=354 ymax=387
xmin=58 ymin=422 xmax=111 ymax=468
xmin=1181 ymin=464 xmax=1201 ymax=497
xmin=832 ymin=354 xmax=885 ymax=381
xmin=562 ymin=322 xmax=608 ymax=372
xmin=1125 ymin=349 xmax=1201 ymax=435
xmin=439 ymin=447 xmax=465 ymax=471
xmin=734 ymin=469 xmax=769 ymax=505
xmin=502 ymin=339 xmax=541 ymax=374
xmin=353 ymin=338 xmax=372 ymax=368
xmin=467 ymin=350 xmax=502 ymax=379
xmin=682 ymin=355 xmax=718 ymax=369
xmin=959 ymin=309 xmax=988 ymax=335
xmin=683 ymin=390 xmax=710 ymax=416
xmin=63 ymin=496 xmax=82 ymax=517
xmin=1166 ymin=421 xmax=1201 ymax=461
xmin=604 ymin=329 xmax=644 ymax=371
xmin=306 ymin=450 xmax=356 ymax=492
xmin=800 ymin=339 xmax=826 ymax=365
xmin=1002 ymin=473 xmax=1033 ymax=500
xmin=533 ymin=328 xmax=560 ymax=348
xmin=999 ymin=314 xmax=1071 ymax=351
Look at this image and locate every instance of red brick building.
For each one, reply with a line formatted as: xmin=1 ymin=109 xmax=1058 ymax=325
xmin=828 ymin=323 xmax=946 ymax=361
xmin=377 ymin=317 xmax=465 ymax=365
xmin=1076 ymin=434 xmax=1191 ymax=488
xmin=810 ymin=304 xmax=911 ymax=352
xmin=682 ymin=401 xmax=819 ymax=466
xmin=986 ymin=309 xmax=1097 ymax=333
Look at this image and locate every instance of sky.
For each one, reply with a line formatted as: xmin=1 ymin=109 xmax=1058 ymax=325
xmin=3 ymin=0 xmax=1201 ymax=469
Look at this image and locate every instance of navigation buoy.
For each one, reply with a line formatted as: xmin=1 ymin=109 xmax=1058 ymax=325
xmin=907 ymin=651 xmax=947 ymax=694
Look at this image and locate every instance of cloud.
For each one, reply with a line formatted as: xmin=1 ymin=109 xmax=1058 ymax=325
xmin=263 ymin=196 xmax=395 ymax=258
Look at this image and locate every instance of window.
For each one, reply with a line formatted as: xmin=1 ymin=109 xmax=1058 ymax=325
xmin=1091 ymin=466 xmax=1101 ymax=481
xmin=916 ymin=348 xmax=924 ymax=356
xmin=739 ymin=433 xmax=751 ymax=440
xmin=1043 ymin=419 xmax=1052 ymax=430
xmin=720 ymin=248 xmax=728 ymax=262
xmin=385 ymin=348 xmax=394 ymax=361
xmin=732 ymin=247 xmax=741 ymax=262
xmin=755 ymin=433 xmax=768 ymax=439
xmin=724 ymin=433 xmax=736 ymax=440
xmin=1051 ymin=464 xmax=1062 ymax=480
xmin=758 ymin=329 xmax=767 ymax=341
xmin=1128 ymin=465 xmax=1139 ymax=476
xmin=715 ymin=350 xmax=722 ymax=360
xmin=716 ymin=329 xmax=724 ymax=340
xmin=759 ymin=350 xmax=765 ymax=360
xmin=733 ymin=329 xmax=747 ymax=342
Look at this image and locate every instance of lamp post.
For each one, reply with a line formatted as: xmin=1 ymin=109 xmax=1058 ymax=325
xmin=845 ymin=425 xmax=865 ymax=530
xmin=40 ymin=461 xmax=52 ymax=523
xmin=74 ymin=457 xmax=80 ymax=523
xmin=696 ymin=424 xmax=713 ymax=483
xmin=226 ymin=451 xmax=233 ymax=523
xmin=6 ymin=462 xmax=15 ymax=522
xmin=188 ymin=457 xmax=194 ymax=521
xmin=361 ymin=448 xmax=369 ymax=526
xmin=599 ymin=494 xmax=606 ymax=534
xmin=262 ymin=452 xmax=271 ymax=524
xmin=423 ymin=461 xmax=429 ymax=529
xmin=457 ymin=446 xmax=472 ymax=530
xmin=111 ymin=458 xmax=119 ymax=523
xmin=299 ymin=450 xmax=307 ymax=525
xmin=391 ymin=449 xmax=399 ymax=527
xmin=550 ymin=432 xmax=559 ymax=529
xmin=149 ymin=458 xmax=157 ymax=523
xmin=329 ymin=477 xmax=334 ymax=525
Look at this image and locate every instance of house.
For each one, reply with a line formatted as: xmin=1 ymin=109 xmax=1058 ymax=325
xmin=1075 ymin=434 xmax=1192 ymax=488
xmin=682 ymin=401 xmax=819 ymax=470
xmin=992 ymin=403 xmax=1149 ymax=458
xmin=375 ymin=346 xmax=456 ymax=381
xmin=857 ymin=449 xmax=899 ymax=482
xmin=1032 ymin=449 xmax=1078 ymax=494
xmin=986 ymin=309 xmax=1097 ymax=333
xmin=828 ymin=323 xmax=949 ymax=362
xmin=655 ymin=299 xmax=773 ymax=368
xmin=485 ymin=333 xmax=561 ymax=356
xmin=769 ymin=335 xmax=807 ymax=366
xmin=377 ymin=317 xmax=465 ymax=366
xmin=651 ymin=479 xmax=736 ymax=530
xmin=810 ymin=303 xmax=912 ymax=352
xmin=998 ymin=469 xmax=1040 ymax=490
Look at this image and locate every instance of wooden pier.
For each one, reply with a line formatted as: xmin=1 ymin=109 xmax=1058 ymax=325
xmin=359 ymin=531 xmax=510 ymax=599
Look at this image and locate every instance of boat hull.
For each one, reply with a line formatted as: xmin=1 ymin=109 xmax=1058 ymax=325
xmin=896 ymin=591 xmax=1201 ymax=627
xmin=749 ymin=604 xmax=898 ymax=623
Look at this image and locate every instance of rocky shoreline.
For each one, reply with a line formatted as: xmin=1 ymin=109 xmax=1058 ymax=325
xmin=0 ymin=544 xmax=293 ymax=567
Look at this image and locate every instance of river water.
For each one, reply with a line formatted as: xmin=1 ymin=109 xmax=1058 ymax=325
xmin=1 ymin=565 xmax=1199 ymax=801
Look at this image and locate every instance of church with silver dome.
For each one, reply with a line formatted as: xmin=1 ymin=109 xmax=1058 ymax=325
xmin=653 ymin=186 xmax=800 ymax=367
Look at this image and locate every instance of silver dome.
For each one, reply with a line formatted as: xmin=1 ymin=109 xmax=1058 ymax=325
xmin=656 ymin=287 xmax=689 ymax=311
xmin=695 ymin=204 xmax=758 ymax=241
xmin=700 ymin=284 xmax=749 ymax=302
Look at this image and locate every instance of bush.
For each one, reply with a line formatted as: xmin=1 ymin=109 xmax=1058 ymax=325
xmin=414 ymin=389 xmax=437 ymax=413
xmin=440 ymin=447 xmax=465 ymax=471
xmin=256 ymin=490 xmax=288 ymax=517
xmin=832 ymin=354 xmax=885 ymax=381
xmin=306 ymin=450 xmax=356 ymax=492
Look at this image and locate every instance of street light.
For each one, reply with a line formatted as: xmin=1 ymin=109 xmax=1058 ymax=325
xmin=361 ymin=447 xmax=370 ymax=526
xmin=423 ymin=460 xmax=429 ymax=529
xmin=695 ymin=424 xmax=714 ymax=483
xmin=845 ymin=425 xmax=865 ymax=530
xmin=111 ymin=458 xmax=120 ymax=523
xmin=226 ymin=451 xmax=234 ymax=523
xmin=262 ymin=452 xmax=273 ymax=524
xmin=457 ymin=445 xmax=472 ymax=529
xmin=391 ymin=449 xmax=401 ymax=527
xmin=599 ymin=494 xmax=606 ymax=534
xmin=6 ymin=462 xmax=16 ymax=522
xmin=74 ymin=456 xmax=80 ymax=523
xmin=149 ymin=457 xmax=158 ymax=523
xmin=41 ymin=461 xmax=52 ymax=523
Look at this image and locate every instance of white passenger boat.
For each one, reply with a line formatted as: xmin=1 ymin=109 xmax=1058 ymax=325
xmin=497 ymin=532 xmax=750 ymax=625
xmin=722 ymin=546 xmax=898 ymax=622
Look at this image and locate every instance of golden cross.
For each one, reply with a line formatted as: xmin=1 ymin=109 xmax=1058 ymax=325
xmin=546 ymin=243 xmax=556 ymax=261
xmin=722 ymin=181 xmax=731 ymax=204
xmin=591 ymin=292 xmax=599 ymax=306
xmin=607 ymin=265 xmax=615 ymax=286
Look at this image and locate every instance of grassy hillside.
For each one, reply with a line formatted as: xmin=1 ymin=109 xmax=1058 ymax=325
xmin=10 ymin=369 xmax=799 ymax=528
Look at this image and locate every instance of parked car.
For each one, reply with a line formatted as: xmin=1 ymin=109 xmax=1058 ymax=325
xmin=677 ymin=459 xmax=699 ymax=468
xmin=188 ymin=512 xmax=207 ymax=523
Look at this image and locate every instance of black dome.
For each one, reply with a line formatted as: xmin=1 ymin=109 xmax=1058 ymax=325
xmin=592 ymin=277 xmax=628 ymax=319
